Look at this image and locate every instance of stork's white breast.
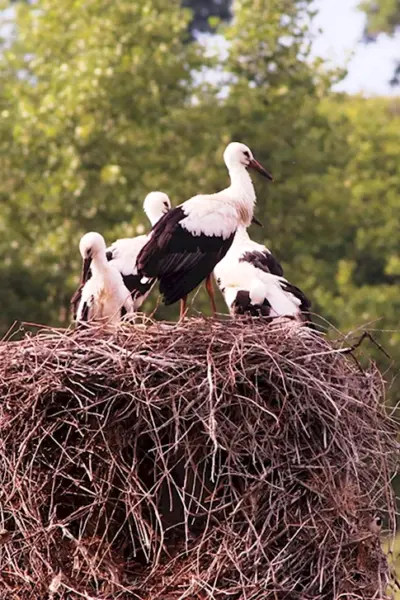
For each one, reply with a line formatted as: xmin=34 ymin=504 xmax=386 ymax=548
xmin=180 ymin=195 xmax=239 ymax=239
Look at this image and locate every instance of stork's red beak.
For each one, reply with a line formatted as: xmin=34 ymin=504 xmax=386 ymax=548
xmin=248 ymin=158 xmax=273 ymax=181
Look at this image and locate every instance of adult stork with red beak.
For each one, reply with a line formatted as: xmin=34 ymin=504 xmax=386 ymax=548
xmin=137 ymin=142 xmax=273 ymax=318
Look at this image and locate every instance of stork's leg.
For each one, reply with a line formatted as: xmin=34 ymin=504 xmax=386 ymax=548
xmin=179 ymin=295 xmax=188 ymax=321
xmin=205 ymin=274 xmax=217 ymax=317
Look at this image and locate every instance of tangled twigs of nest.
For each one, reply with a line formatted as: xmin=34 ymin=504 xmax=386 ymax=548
xmin=0 ymin=317 xmax=397 ymax=599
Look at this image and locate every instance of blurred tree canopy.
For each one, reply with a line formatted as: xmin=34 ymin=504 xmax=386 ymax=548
xmin=360 ymin=0 xmax=400 ymax=36
xmin=359 ymin=0 xmax=400 ymax=84
xmin=183 ymin=0 xmax=232 ymax=35
xmin=7 ymin=0 xmax=234 ymax=36
xmin=0 ymin=0 xmax=399 ymax=399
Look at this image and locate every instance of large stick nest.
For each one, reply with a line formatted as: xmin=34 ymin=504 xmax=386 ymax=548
xmin=0 ymin=318 xmax=397 ymax=599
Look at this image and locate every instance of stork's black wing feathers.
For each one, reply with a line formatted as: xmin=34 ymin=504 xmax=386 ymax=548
xmin=137 ymin=207 xmax=186 ymax=275
xmin=281 ymin=281 xmax=311 ymax=311
xmin=281 ymin=281 xmax=316 ymax=329
xmin=159 ymin=241 xmax=233 ymax=305
xmin=71 ymin=288 xmax=83 ymax=320
xmin=121 ymin=273 xmax=155 ymax=300
xmin=70 ymin=257 xmax=93 ymax=320
xmin=81 ymin=300 xmax=90 ymax=322
xmin=137 ymin=206 xmax=235 ymax=305
xmin=240 ymin=249 xmax=284 ymax=277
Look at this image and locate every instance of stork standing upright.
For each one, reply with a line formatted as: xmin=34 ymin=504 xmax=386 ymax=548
xmin=74 ymin=232 xmax=134 ymax=325
xmin=71 ymin=192 xmax=171 ymax=316
xmin=136 ymin=142 xmax=273 ymax=319
xmin=214 ymin=226 xmax=313 ymax=325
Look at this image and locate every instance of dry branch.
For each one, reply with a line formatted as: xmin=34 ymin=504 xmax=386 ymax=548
xmin=0 ymin=317 xmax=397 ymax=599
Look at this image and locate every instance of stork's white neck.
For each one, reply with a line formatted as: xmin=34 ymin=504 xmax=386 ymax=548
xmin=233 ymin=226 xmax=251 ymax=243
xmin=227 ymin=166 xmax=256 ymax=226
xmin=91 ymin=252 xmax=108 ymax=274
xmin=145 ymin=207 xmax=165 ymax=227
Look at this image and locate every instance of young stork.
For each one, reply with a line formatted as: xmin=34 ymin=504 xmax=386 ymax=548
xmin=105 ymin=191 xmax=171 ymax=309
xmin=71 ymin=192 xmax=171 ymax=315
xmin=136 ymin=142 xmax=273 ymax=318
xmin=214 ymin=226 xmax=313 ymax=325
xmin=74 ymin=232 xmax=134 ymax=325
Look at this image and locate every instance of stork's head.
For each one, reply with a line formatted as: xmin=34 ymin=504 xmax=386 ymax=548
xmin=79 ymin=232 xmax=106 ymax=260
xmin=223 ymin=142 xmax=273 ymax=181
xmin=143 ymin=191 xmax=171 ymax=226
xmin=79 ymin=232 xmax=107 ymax=281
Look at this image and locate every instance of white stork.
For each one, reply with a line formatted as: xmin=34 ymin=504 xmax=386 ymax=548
xmin=71 ymin=192 xmax=171 ymax=316
xmin=137 ymin=142 xmax=273 ymax=318
xmin=105 ymin=191 xmax=171 ymax=309
xmin=214 ymin=226 xmax=313 ymax=325
xmin=74 ymin=232 xmax=134 ymax=325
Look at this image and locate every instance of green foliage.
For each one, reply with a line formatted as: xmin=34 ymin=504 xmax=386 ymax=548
xmin=218 ymin=0 xmax=400 ymax=395
xmin=183 ymin=0 xmax=232 ymax=35
xmin=315 ymin=96 xmax=400 ymax=332
xmin=359 ymin=0 xmax=400 ymax=36
xmin=385 ymin=533 xmax=400 ymax=598
xmin=0 ymin=0 xmax=399 ymax=403
xmin=359 ymin=0 xmax=400 ymax=84
xmin=0 ymin=0 xmax=212 ymax=322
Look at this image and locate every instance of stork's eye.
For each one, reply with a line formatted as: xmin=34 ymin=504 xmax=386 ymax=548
xmin=243 ymin=151 xmax=250 ymax=159
xmin=163 ymin=201 xmax=169 ymax=208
